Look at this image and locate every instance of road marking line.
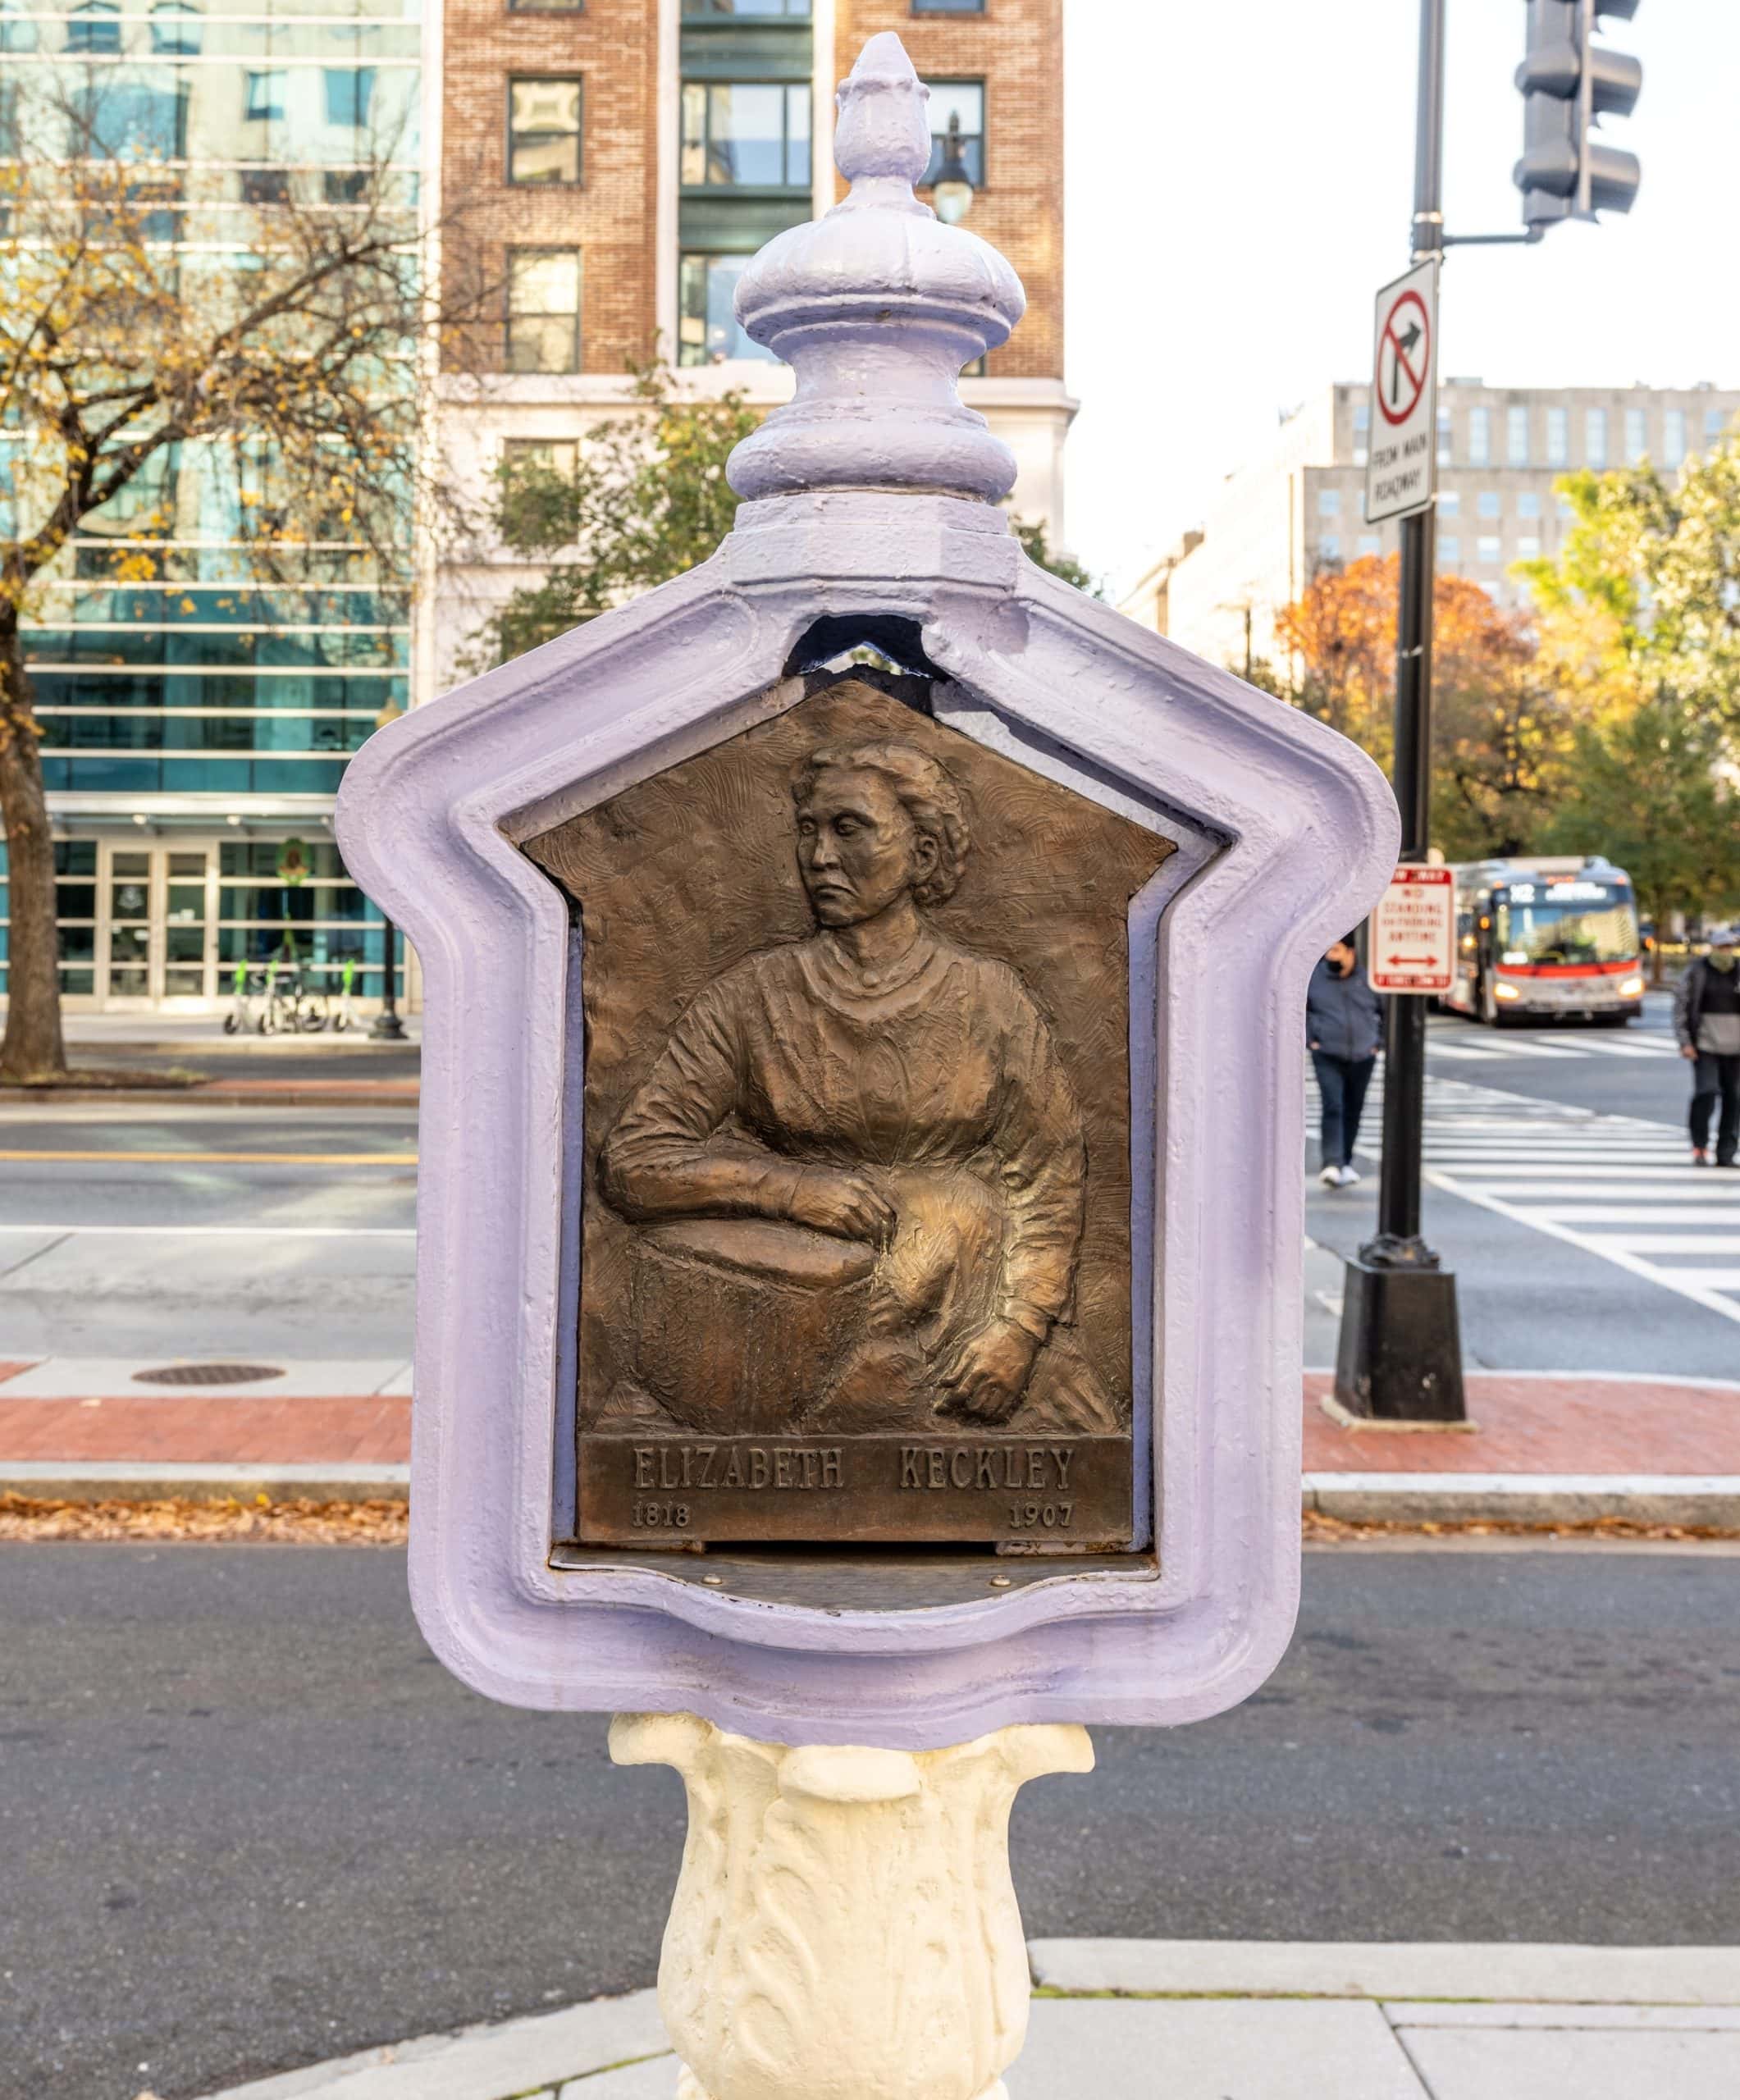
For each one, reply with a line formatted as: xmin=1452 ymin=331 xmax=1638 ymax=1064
xmin=1575 ymin=1232 xmax=1740 ymax=1253
xmin=1421 ymin=1168 xmax=1740 ymax=1326
xmin=0 ymin=1149 xmax=417 ymax=1165
xmin=0 ymin=1222 xmax=416 ymax=1238
xmin=1521 ymin=1207 xmax=1740 ymax=1226
xmin=1471 ymin=1183 xmax=1740 ymax=1199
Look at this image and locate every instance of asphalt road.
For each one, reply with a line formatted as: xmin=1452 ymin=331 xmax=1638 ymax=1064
xmin=0 ymin=1102 xmax=417 ymax=1359
xmin=2 ymin=1540 xmax=1735 ymax=2100
xmin=0 ymin=998 xmax=1724 ymax=1378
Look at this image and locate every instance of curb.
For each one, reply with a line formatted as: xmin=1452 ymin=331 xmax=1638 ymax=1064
xmin=1303 ymin=1472 xmax=1740 ymax=1530
xmin=0 ymin=1084 xmax=421 ymax=1108
xmin=0 ymin=1460 xmax=410 ymax=1504
xmin=198 ymin=1942 xmax=1740 ymax=2100
xmin=2 ymin=1463 xmax=1736 ymax=1526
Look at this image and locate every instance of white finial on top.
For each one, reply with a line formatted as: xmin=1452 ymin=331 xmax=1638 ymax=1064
xmin=725 ymin=32 xmax=1026 ymax=508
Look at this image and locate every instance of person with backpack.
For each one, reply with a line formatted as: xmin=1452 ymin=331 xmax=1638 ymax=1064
xmin=1675 ymin=929 xmax=1740 ymax=1167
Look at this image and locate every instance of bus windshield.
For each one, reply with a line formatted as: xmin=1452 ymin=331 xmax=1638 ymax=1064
xmin=1496 ymin=893 xmax=1637 ymax=966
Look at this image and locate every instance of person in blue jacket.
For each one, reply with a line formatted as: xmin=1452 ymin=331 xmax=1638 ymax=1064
xmin=1306 ymin=935 xmax=1385 ymax=1188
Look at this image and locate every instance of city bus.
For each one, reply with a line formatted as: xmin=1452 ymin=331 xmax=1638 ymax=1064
xmin=1441 ymin=856 xmax=1646 ymax=1026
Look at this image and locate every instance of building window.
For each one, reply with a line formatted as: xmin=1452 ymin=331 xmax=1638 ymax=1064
xmin=681 ymin=81 xmax=811 ymax=188
xmin=1557 ymin=495 xmax=1575 ymax=521
xmin=1357 ymin=535 xmax=1380 ymax=558
xmin=1439 ymin=535 xmax=1460 ymax=563
xmin=1663 ymin=409 xmax=1687 ymax=468
xmin=920 ymin=80 xmax=984 ymax=187
xmin=66 ymin=1 xmax=121 ymax=52
xmin=1352 ymin=399 xmax=1368 ymax=467
xmin=683 ymin=0 xmax=810 ymax=13
xmin=509 ymin=78 xmax=583 ymax=185
xmin=1506 ymin=404 xmax=1529 ymax=465
xmin=1585 ymin=408 xmax=1607 ymax=468
xmin=1546 ymin=406 xmax=1569 ymax=468
xmin=1436 ymin=407 xmax=1452 ymax=466
xmin=503 ymin=437 xmax=578 ymax=477
xmin=1706 ymin=407 xmax=1730 ymax=447
xmin=323 ymin=68 xmax=375 ymax=130
xmin=1624 ymin=406 xmax=1646 ymax=463
xmin=1437 ymin=489 xmax=1459 ymax=517
xmin=1517 ymin=491 xmax=1540 ymax=518
xmin=240 ymin=167 xmax=291 ymax=204
xmin=1318 ymin=536 xmax=1340 ymax=564
xmin=678 ymin=253 xmax=776 ymax=365
xmin=506 ymin=247 xmax=582 ymax=373
xmin=1318 ymin=487 xmax=1340 ymax=517
xmin=912 ymin=0 xmax=984 ymax=11
xmin=244 ymin=70 xmax=286 ymax=123
xmin=1467 ymin=405 xmax=1491 ymax=466
xmin=148 ymin=2 xmax=203 ymax=57
xmin=1517 ymin=535 xmax=1541 ymax=559
xmin=1477 ymin=490 xmax=1500 ymax=518
xmin=1477 ymin=535 xmax=1501 ymax=565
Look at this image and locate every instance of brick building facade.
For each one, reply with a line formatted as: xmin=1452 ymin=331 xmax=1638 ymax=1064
xmin=428 ymin=0 xmax=1073 ymax=697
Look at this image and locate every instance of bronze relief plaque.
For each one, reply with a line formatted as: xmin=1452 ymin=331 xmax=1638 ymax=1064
xmin=525 ymin=678 xmax=1174 ymax=1550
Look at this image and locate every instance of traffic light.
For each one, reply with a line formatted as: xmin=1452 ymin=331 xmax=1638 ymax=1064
xmin=1514 ymin=0 xmax=1642 ymax=230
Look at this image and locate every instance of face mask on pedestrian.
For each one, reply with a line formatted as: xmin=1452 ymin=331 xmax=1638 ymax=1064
xmin=1327 ymin=946 xmax=1356 ymax=978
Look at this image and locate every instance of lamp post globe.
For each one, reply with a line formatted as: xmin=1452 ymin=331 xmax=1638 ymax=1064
xmin=931 ymin=110 xmax=974 ymax=226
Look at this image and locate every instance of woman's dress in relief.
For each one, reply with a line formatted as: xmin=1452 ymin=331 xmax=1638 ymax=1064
xmin=598 ymin=927 xmax=1118 ymax=1435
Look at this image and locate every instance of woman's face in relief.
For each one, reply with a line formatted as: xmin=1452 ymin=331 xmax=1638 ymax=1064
xmin=797 ymin=767 xmax=939 ymax=928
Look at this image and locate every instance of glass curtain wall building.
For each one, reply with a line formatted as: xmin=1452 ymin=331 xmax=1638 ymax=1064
xmin=0 ymin=0 xmax=419 ymax=1009
xmin=677 ymin=0 xmax=812 ymax=368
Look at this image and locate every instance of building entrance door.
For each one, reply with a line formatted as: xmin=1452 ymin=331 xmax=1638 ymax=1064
xmin=98 ymin=843 xmax=217 ymax=1007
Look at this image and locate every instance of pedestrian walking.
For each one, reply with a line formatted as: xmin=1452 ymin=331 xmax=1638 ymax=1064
xmin=1675 ymin=928 xmax=1740 ymax=1167
xmin=1307 ymin=935 xmax=1383 ymax=1188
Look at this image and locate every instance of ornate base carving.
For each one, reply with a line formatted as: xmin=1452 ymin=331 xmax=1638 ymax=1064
xmin=610 ymin=1712 xmax=1093 ymax=2100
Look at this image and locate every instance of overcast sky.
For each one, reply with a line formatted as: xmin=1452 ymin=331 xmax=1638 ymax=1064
xmin=1062 ymin=0 xmax=1740 ymax=597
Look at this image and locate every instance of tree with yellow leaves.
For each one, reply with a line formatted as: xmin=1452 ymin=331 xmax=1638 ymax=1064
xmin=1271 ymin=553 xmax=1568 ymax=860
xmin=0 ymin=95 xmax=482 ymax=1082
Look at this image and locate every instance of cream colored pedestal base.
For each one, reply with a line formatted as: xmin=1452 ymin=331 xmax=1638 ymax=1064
xmin=610 ymin=1712 xmax=1094 ymax=2100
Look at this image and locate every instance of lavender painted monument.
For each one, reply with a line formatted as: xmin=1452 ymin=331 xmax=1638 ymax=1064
xmin=335 ymin=34 xmax=1399 ymax=1750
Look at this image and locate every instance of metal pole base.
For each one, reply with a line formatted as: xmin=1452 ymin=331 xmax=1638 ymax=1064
xmin=368 ymin=1010 xmax=408 ymax=1042
xmin=1334 ymin=1254 xmax=1467 ymax=1422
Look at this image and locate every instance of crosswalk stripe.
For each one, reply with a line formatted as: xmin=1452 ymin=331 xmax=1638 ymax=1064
xmin=1308 ymin=1067 xmax=1740 ymax=1325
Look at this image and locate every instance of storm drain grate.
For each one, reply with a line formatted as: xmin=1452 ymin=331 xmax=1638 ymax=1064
xmin=132 ymin=1362 xmax=288 ymax=1387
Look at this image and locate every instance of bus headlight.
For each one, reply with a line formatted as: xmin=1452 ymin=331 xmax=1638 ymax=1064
xmin=1618 ymin=975 xmax=1644 ymax=998
xmin=1494 ymin=982 xmax=1522 ymax=1001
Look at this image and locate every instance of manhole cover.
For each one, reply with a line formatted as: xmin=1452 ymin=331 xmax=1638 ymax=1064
xmin=132 ymin=1362 xmax=287 ymax=1387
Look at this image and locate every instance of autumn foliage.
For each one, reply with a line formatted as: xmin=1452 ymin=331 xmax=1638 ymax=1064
xmin=1272 ymin=555 xmax=1564 ymax=861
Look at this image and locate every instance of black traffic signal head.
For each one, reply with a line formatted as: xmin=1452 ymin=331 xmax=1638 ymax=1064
xmin=1514 ymin=0 xmax=1642 ymax=229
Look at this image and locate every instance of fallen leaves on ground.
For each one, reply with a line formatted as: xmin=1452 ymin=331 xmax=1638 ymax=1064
xmin=1304 ymin=1509 xmax=1738 ymax=1544
xmin=0 ymin=1494 xmax=408 ymax=1543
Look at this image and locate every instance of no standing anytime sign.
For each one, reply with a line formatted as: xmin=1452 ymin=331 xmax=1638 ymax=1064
xmin=1369 ymin=865 xmax=1455 ymax=995
xmin=1363 ymin=259 xmax=1438 ymax=527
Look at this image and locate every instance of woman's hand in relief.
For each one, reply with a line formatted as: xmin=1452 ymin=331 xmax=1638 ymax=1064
xmin=786 ymin=1168 xmax=898 ymax=1246
xmin=938 ymin=1319 xmax=1043 ymax=1421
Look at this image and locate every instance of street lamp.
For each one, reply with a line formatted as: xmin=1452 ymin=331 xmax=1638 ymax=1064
xmin=930 ymin=112 xmax=974 ymax=226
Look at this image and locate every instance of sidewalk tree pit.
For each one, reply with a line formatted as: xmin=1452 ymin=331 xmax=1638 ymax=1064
xmin=529 ymin=675 xmax=1171 ymax=1551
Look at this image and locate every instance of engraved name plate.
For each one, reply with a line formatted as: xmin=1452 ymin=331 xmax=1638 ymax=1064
xmin=525 ymin=676 xmax=1174 ymax=1550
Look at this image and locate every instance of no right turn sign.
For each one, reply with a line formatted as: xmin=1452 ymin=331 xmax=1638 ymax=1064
xmin=1364 ymin=259 xmax=1438 ymax=526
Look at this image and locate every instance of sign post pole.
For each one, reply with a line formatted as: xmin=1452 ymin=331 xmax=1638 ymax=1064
xmin=1336 ymin=0 xmax=1468 ymax=1425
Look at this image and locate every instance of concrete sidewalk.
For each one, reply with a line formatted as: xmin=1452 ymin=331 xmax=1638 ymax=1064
xmin=196 ymin=1941 xmax=1740 ymax=2100
xmin=2 ymin=1356 xmax=1738 ymax=1526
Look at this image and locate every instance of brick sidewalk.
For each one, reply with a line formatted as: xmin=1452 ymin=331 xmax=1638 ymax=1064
xmin=1 ymin=1361 xmax=1733 ymax=1477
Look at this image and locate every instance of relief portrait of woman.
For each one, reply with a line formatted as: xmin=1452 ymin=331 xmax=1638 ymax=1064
xmin=596 ymin=737 xmax=1117 ymax=1437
